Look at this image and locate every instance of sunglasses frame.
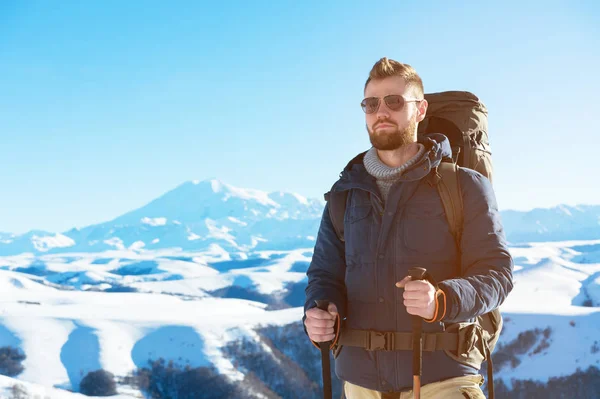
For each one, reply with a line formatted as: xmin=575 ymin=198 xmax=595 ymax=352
xmin=360 ymin=95 xmax=423 ymax=114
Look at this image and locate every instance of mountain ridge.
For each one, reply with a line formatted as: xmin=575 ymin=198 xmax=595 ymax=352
xmin=1 ymin=178 xmax=599 ymax=256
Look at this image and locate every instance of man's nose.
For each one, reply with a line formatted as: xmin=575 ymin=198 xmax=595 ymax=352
xmin=376 ymin=100 xmax=390 ymax=118
xmin=377 ymin=107 xmax=390 ymax=119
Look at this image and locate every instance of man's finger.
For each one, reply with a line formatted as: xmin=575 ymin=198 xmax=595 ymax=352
xmin=403 ymin=280 xmax=430 ymax=291
xmin=309 ymin=326 xmax=335 ymax=335
xmin=306 ymin=318 xmax=335 ymax=328
xmin=404 ymin=300 xmax=426 ymax=309
xmin=395 ymin=275 xmax=412 ymax=288
xmin=328 ymin=303 xmax=338 ymax=315
xmin=306 ymin=308 xmax=336 ymax=320
xmin=403 ymin=290 xmax=427 ymax=300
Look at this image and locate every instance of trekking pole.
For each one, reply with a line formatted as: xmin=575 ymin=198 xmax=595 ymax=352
xmin=408 ymin=267 xmax=427 ymax=399
xmin=315 ymin=300 xmax=333 ymax=399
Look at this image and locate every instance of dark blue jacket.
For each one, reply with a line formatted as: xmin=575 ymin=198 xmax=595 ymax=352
xmin=304 ymin=133 xmax=513 ymax=392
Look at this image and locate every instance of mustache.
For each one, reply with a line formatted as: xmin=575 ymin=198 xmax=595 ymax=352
xmin=374 ymin=120 xmax=397 ymax=128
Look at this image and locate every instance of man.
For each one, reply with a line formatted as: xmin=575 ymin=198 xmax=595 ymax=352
xmin=303 ymin=57 xmax=513 ymax=398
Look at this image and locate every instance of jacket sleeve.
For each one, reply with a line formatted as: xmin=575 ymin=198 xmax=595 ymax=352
xmin=438 ymin=170 xmax=514 ymax=323
xmin=303 ymin=201 xmax=348 ymax=336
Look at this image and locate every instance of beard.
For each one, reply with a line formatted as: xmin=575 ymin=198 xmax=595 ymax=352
xmin=367 ymin=117 xmax=417 ymax=151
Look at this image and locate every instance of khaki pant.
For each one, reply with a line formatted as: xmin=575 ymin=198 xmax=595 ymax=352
xmin=343 ymin=374 xmax=485 ymax=399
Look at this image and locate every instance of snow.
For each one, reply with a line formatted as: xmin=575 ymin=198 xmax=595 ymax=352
xmin=228 ymin=216 xmax=248 ymax=226
xmin=558 ymin=205 xmax=573 ymax=216
xmin=271 ymin=191 xmax=309 ymax=206
xmin=223 ymin=185 xmax=279 ymax=208
xmin=128 ymin=241 xmax=145 ymax=250
xmin=209 ymin=179 xmax=223 ymax=192
xmin=0 ymin=374 xmax=136 ymax=398
xmin=2 ymin=226 xmax=600 ymax=396
xmin=103 ymin=238 xmax=125 ymax=250
xmin=207 ymin=179 xmax=280 ymax=208
xmin=187 ymin=231 xmax=201 ymax=241
xmin=291 ymin=193 xmax=309 ymax=205
xmin=31 ymin=234 xmax=75 ymax=252
xmin=140 ymin=217 xmax=167 ymax=226
xmin=0 ymin=246 xmax=304 ymax=395
xmin=495 ymin=239 xmax=600 ymax=386
xmin=205 ymin=218 xmax=237 ymax=247
xmin=0 ymin=179 xmax=327 ymax=259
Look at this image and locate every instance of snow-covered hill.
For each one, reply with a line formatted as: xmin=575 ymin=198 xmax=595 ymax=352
xmin=1 ymin=179 xmax=600 ymax=397
xmin=0 ymin=238 xmax=599 ymax=397
xmin=0 ymin=246 xmax=310 ymax=397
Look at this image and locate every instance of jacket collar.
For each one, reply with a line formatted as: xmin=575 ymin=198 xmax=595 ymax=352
xmin=330 ymin=133 xmax=452 ymax=195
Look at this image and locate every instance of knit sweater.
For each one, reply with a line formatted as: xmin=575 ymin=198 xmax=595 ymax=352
xmin=363 ymin=144 xmax=426 ymax=202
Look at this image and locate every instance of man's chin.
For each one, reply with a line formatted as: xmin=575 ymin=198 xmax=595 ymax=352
xmin=369 ymin=137 xmax=402 ymax=151
xmin=372 ymin=143 xmax=403 ymax=151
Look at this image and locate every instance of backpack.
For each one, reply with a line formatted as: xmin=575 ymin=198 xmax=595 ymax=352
xmin=326 ymin=91 xmax=501 ymax=398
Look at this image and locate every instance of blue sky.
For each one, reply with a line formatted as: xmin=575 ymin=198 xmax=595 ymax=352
xmin=1 ymin=0 xmax=598 ymax=234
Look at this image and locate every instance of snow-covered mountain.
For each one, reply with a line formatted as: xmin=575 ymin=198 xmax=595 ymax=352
xmin=2 ymin=179 xmax=599 ymax=259
xmin=501 ymin=204 xmax=600 ymax=243
xmin=0 ymin=179 xmax=325 ymax=257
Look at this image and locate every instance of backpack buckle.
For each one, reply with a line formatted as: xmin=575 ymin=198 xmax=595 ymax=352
xmin=366 ymin=331 xmax=395 ymax=351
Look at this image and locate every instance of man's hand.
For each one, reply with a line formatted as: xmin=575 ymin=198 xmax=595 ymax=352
xmin=304 ymin=303 xmax=338 ymax=342
xmin=396 ymin=276 xmax=436 ymax=320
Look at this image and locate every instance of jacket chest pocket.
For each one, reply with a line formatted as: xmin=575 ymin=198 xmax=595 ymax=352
xmin=344 ymin=204 xmax=375 ymax=258
xmin=402 ymin=204 xmax=451 ymax=254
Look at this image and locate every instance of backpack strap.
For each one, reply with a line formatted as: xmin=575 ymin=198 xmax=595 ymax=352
xmin=323 ymin=151 xmax=367 ymax=243
xmin=435 ymin=161 xmax=464 ymax=248
xmin=433 ymin=163 xmax=500 ymax=399
xmin=324 ymin=190 xmax=348 ymax=242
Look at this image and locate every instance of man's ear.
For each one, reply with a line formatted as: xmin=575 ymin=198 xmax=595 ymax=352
xmin=416 ymin=99 xmax=428 ymax=122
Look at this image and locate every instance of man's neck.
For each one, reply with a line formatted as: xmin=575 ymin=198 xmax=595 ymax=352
xmin=376 ymin=142 xmax=421 ymax=168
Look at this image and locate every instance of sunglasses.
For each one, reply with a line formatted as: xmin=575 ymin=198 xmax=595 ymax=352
xmin=360 ymin=95 xmax=422 ymax=114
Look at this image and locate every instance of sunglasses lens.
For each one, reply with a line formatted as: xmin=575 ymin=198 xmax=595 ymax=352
xmin=384 ymin=95 xmax=405 ymax=110
xmin=361 ymin=97 xmax=380 ymax=113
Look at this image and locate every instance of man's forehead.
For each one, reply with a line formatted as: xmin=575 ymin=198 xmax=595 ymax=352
xmin=365 ymin=76 xmax=409 ymax=96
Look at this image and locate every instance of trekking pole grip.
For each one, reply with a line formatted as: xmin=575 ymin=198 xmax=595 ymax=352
xmin=408 ymin=267 xmax=427 ymax=281
xmin=315 ymin=299 xmax=329 ymax=311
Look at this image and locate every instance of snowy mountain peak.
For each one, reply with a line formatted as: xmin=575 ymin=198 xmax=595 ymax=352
xmin=184 ymin=179 xmax=279 ymax=207
xmin=221 ymin=184 xmax=279 ymax=208
xmin=269 ymin=191 xmax=310 ymax=206
xmin=210 ymin=179 xmax=224 ymax=193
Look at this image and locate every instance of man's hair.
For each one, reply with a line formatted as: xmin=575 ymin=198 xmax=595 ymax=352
xmin=364 ymin=57 xmax=424 ymax=98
